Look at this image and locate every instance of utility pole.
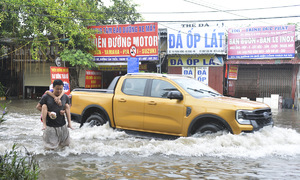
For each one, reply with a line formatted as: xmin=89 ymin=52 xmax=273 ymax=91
xmin=158 ymin=28 xmax=161 ymax=73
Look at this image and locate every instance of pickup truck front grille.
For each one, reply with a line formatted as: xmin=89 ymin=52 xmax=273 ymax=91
xmin=244 ymin=108 xmax=273 ymax=129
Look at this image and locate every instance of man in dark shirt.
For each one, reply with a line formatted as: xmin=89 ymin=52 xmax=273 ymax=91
xmin=36 ymin=79 xmax=73 ymax=149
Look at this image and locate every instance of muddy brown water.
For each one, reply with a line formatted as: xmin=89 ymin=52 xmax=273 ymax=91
xmin=1 ymin=100 xmax=300 ymax=179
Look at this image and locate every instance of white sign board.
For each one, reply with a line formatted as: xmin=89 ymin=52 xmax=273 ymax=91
xmin=196 ymin=67 xmax=209 ymax=85
xmin=182 ymin=67 xmax=195 ymax=78
xmin=167 ymin=24 xmax=226 ymax=55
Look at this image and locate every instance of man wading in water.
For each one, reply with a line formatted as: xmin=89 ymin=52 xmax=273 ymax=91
xmin=36 ymin=79 xmax=73 ymax=150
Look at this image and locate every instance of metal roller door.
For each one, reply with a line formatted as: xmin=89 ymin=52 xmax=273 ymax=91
xmin=235 ymin=66 xmax=258 ymax=99
xmin=235 ymin=65 xmax=293 ymax=100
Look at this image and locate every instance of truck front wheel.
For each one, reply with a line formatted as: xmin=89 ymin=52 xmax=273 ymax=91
xmin=84 ymin=114 xmax=106 ymax=127
xmin=195 ymin=124 xmax=222 ymax=134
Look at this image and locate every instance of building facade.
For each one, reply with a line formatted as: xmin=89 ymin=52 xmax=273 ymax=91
xmin=165 ymin=23 xmax=226 ymax=94
xmin=226 ymin=25 xmax=300 ymax=109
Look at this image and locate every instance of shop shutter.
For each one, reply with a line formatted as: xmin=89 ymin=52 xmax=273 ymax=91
xmin=235 ymin=65 xmax=293 ymax=100
xmin=24 ymin=63 xmax=51 ymax=86
xmin=258 ymin=65 xmax=293 ymax=98
xmin=235 ymin=66 xmax=258 ymax=99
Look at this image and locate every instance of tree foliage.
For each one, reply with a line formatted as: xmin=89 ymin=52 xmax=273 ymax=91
xmin=60 ymin=49 xmax=95 ymax=87
xmin=0 ymin=0 xmax=142 ymax=88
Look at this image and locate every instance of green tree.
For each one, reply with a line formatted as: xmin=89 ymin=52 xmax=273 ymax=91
xmin=0 ymin=0 xmax=142 ymax=89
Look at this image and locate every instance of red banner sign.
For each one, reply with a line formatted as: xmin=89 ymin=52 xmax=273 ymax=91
xmin=85 ymin=70 xmax=102 ymax=89
xmin=228 ymin=25 xmax=295 ymax=59
xmin=89 ymin=22 xmax=158 ymax=61
xmin=50 ymin=67 xmax=70 ymax=95
xmin=228 ymin=65 xmax=238 ymax=80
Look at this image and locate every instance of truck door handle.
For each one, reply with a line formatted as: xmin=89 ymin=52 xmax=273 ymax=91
xmin=119 ymin=98 xmax=126 ymax=102
xmin=148 ymin=101 xmax=157 ymax=105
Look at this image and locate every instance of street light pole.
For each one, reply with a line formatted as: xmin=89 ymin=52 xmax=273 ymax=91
xmin=158 ymin=28 xmax=161 ymax=73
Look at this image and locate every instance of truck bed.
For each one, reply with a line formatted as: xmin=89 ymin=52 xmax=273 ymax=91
xmin=72 ymin=88 xmax=114 ymax=93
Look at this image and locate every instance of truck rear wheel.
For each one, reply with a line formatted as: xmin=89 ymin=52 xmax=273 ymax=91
xmin=84 ymin=114 xmax=106 ymax=127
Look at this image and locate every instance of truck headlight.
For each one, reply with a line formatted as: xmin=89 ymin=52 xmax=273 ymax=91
xmin=236 ymin=110 xmax=252 ymax=125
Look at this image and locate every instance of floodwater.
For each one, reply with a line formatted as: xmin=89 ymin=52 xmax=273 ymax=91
xmin=1 ymin=99 xmax=300 ymax=180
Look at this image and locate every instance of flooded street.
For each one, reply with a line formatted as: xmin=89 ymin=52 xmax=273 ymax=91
xmin=1 ymin=99 xmax=300 ymax=179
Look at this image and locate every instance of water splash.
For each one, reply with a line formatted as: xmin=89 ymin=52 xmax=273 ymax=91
xmin=1 ymin=113 xmax=300 ymax=159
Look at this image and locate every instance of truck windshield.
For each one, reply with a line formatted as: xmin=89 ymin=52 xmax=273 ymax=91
xmin=173 ymin=78 xmax=222 ymax=98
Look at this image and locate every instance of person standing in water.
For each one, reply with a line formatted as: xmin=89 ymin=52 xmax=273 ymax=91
xmin=36 ymin=79 xmax=73 ymax=150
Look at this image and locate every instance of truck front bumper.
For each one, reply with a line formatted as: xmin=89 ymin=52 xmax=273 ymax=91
xmin=251 ymin=117 xmax=274 ymax=131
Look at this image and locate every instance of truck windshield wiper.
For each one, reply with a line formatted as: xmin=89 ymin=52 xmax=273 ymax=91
xmin=187 ymin=88 xmax=221 ymax=97
xmin=187 ymin=87 xmax=204 ymax=93
xmin=163 ymin=88 xmax=179 ymax=91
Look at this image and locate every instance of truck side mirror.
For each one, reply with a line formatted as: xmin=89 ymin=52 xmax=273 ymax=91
xmin=167 ymin=91 xmax=183 ymax=100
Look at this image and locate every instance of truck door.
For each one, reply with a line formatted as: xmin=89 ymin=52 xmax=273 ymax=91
xmin=144 ymin=79 xmax=185 ymax=134
xmin=113 ymin=78 xmax=147 ymax=130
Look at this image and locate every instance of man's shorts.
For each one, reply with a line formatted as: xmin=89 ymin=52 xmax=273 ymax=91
xmin=43 ymin=125 xmax=70 ymax=150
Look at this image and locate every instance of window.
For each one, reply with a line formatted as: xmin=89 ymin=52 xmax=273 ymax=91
xmin=122 ymin=78 xmax=147 ymax=96
xmin=151 ymin=79 xmax=177 ymax=98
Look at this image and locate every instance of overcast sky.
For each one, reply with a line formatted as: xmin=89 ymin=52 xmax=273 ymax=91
xmin=131 ymin=0 xmax=300 ymax=29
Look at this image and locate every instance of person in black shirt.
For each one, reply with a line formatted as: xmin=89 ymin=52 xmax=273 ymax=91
xmin=36 ymin=79 xmax=73 ymax=150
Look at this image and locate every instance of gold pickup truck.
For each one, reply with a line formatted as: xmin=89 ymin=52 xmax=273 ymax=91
xmin=70 ymin=73 xmax=273 ymax=136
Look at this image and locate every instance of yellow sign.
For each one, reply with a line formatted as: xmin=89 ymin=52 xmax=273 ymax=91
xmin=168 ymin=55 xmax=222 ymax=67
xmin=98 ymin=65 xmax=127 ymax=71
xmin=97 ymin=64 xmax=147 ymax=71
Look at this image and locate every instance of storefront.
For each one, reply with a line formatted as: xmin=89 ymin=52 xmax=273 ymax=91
xmin=166 ymin=23 xmax=226 ymax=94
xmin=167 ymin=55 xmax=224 ymax=93
xmin=226 ymin=25 xmax=300 ymax=107
xmin=88 ymin=22 xmax=160 ymax=88
xmin=7 ymin=44 xmax=61 ymax=98
xmin=226 ymin=60 xmax=299 ymax=102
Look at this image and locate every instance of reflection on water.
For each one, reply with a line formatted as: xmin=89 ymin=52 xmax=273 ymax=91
xmin=272 ymin=109 xmax=300 ymax=132
xmin=37 ymin=154 xmax=300 ymax=179
xmin=1 ymin=100 xmax=300 ymax=179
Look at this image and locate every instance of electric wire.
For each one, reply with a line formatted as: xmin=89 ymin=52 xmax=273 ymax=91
xmin=135 ymin=15 xmax=300 ymax=23
xmin=140 ymin=4 xmax=300 ymax=14
xmin=182 ymin=0 xmax=273 ymax=25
